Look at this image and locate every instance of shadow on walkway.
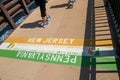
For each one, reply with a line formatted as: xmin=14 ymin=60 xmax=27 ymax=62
xmin=20 ymin=20 xmax=43 ymax=28
xmin=79 ymin=0 xmax=120 ymax=80
xmin=50 ymin=3 xmax=68 ymax=9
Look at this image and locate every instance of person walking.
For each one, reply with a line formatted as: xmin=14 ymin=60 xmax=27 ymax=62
xmin=35 ymin=0 xmax=51 ymax=27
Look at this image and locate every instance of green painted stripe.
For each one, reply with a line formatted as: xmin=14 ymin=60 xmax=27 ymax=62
xmin=7 ymin=43 xmax=13 ymax=48
xmin=0 ymin=49 xmax=82 ymax=66
xmin=0 ymin=49 xmax=118 ymax=70
xmin=95 ymin=57 xmax=117 ymax=69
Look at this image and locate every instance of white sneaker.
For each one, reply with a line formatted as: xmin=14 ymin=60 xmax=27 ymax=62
xmin=46 ymin=15 xmax=51 ymax=21
xmin=41 ymin=21 xmax=49 ymax=28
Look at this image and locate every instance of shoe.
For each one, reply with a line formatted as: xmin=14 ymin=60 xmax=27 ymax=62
xmin=46 ymin=15 xmax=51 ymax=21
xmin=41 ymin=21 xmax=49 ymax=28
xmin=68 ymin=4 xmax=73 ymax=9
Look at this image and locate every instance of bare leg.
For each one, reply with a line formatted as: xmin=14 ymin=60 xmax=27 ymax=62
xmin=42 ymin=17 xmax=45 ymax=22
xmin=42 ymin=10 xmax=48 ymax=22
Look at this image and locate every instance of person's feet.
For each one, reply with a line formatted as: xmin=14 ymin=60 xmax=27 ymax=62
xmin=41 ymin=21 xmax=49 ymax=28
xmin=41 ymin=15 xmax=51 ymax=28
xmin=46 ymin=15 xmax=51 ymax=21
xmin=67 ymin=1 xmax=74 ymax=9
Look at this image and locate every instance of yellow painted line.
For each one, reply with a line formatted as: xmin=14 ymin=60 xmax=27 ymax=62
xmin=5 ymin=37 xmax=84 ymax=46
xmin=95 ymin=40 xmax=113 ymax=47
xmin=9 ymin=43 xmax=15 ymax=49
xmin=5 ymin=37 xmax=113 ymax=47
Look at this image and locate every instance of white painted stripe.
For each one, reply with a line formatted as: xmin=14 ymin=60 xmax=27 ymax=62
xmin=0 ymin=42 xmax=116 ymax=56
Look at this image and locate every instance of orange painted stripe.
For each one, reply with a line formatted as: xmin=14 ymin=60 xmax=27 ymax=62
xmin=9 ymin=43 xmax=15 ymax=49
xmin=95 ymin=40 xmax=113 ymax=47
xmin=5 ymin=37 xmax=113 ymax=47
xmin=96 ymin=40 xmax=112 ymax=45
xmin=5 ymin=37 xmax=84 ymax=46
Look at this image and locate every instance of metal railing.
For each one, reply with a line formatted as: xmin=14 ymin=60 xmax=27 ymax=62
xmin=0 ymin=0 xmax=35 ymax=44
xmin=0 ymin=0 xmax=34 ymax=29
xmin=107 ymin=0 xmax=120 ymax=54
xmin=0 ymin=8 xmax=6 ymax=29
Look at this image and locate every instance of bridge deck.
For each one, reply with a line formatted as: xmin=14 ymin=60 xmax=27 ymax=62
xmin=0 ymin=0 xmax=119 ymax=80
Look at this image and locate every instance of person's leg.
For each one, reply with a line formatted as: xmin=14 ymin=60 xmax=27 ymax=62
xmin=39 ymin=2 xmax=47 ymax=23
xmin=39 ymin=2 xmax=50 ymax=27
xmin=40 ymin=2 xmax=51 ymax=21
